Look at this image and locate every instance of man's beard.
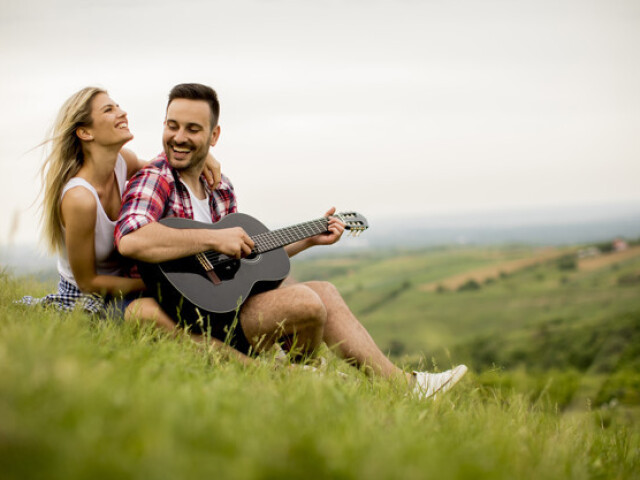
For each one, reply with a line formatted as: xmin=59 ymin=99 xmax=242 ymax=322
xmin=165 ymin=142 xmax=207 ymax=172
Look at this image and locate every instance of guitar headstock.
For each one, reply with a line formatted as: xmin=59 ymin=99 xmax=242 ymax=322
xmin=333 ymin=211 xmax=369 ymax=236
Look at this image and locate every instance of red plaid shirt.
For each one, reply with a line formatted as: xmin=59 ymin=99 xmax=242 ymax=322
xmin=114 ymin=153 xmax=237 ymax=247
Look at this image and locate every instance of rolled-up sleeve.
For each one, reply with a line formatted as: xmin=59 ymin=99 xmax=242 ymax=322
xmin=114 ymin=167 xmax=170 ymax=247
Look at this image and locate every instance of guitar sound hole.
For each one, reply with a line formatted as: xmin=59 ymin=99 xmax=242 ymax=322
xmin=214 ymin=259 xmax=241 ymax=280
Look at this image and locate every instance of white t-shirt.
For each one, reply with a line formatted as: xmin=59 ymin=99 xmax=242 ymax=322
xmin=183 ymin=181 xmax=211 ymax=223
xmin=56 ymin=155 xmax=128 ymax=287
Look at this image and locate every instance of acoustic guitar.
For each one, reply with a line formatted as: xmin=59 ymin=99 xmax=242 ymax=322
xmin=137 ymin=212 xmax=368 ymax=332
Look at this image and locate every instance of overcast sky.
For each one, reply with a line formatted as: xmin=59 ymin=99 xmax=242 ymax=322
xmin=1 ymin=0 xmax=639 ymax=248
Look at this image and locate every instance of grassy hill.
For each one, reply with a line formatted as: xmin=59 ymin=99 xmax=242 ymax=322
xmin=292 ymin=245 xmax=640 ymax=408
xmin=1 ymin=244 xmax=639 ymax=479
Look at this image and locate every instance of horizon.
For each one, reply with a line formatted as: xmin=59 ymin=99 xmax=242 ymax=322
xmin=2 ymin=199 xmax=638 ymax=257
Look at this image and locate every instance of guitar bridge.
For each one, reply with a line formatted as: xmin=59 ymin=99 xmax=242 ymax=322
xmin=196 ymin=252 xmax=240 ymax=283
xmin=196 ymin=253 xmax=220 ymax=284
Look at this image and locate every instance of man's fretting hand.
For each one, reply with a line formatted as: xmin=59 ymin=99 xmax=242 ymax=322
xmin=310 ymin=207 xmax=346 ymax=247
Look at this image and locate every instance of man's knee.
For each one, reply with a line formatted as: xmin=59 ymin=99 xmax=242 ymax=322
xmin=304 ymin=280 xmax=340 ymax=299
xmin=124 ymin=298 xmax=148 ymax=322
xmin=125 ymin=298 xmax=176 ymax=330
xmin=290 ymin=284 xmax=327 ymax=328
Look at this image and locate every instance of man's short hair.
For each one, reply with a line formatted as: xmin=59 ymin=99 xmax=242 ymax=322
xmin=168 ymin=83 xmax=220 ymax=130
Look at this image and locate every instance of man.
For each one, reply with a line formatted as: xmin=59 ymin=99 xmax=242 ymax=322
xmin=115 ymin=83 xmax=467 ymax=399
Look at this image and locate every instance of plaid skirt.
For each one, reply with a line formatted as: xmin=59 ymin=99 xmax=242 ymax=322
xmin=18 ymin=276 xmax=106 ymax=315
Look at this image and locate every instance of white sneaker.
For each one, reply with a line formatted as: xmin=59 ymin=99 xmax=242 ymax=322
xmin=412 ymin=365 xmax=468 ymax=400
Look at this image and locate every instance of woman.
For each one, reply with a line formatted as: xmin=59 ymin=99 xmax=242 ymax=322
xmin=21 ymin=86 xmax=220 ymax=316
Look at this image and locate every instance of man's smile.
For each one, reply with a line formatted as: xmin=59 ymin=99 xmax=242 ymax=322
xmin=170 ymin=144 xmax=194 ymax=159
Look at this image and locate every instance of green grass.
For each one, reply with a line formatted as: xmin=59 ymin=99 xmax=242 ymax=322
xmin=2 ymin=246 xmax=640 ymax=479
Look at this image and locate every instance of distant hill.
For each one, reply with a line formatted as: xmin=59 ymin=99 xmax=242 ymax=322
xmin=332 ymin=202 xmax=640 ymax=252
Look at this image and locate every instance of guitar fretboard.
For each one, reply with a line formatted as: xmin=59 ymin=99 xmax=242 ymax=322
xmin=201 ymin=217 xmax=330 ymax=266
xmin=252 ymin=217 xmax=329 ymax=254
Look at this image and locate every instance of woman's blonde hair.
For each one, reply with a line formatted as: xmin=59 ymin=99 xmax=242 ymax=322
xmin=40 ymin=87 xmax=106 ymax=253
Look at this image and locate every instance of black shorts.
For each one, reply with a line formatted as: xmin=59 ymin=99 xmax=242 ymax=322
xmin=177 ymin=310 xmax=253 ymax=356
xmin=200 ymin=313 xmax=252 ymax=355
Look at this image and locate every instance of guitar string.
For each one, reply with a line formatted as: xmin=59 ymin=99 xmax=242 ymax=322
xmin=202 ymin=218 xmax=329 ymax=266
xmin=251 ymin=218 xmax=327 ymax=251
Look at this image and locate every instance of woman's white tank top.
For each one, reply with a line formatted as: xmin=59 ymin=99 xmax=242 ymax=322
xmin=56 ymin=155 xmax=128 ymax=287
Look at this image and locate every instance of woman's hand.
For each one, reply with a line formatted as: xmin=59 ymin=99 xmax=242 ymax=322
xmin=203 ymin=152 xmax=222 ymax=189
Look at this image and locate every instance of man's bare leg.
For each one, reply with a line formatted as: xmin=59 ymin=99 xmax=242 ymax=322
xmin=239 ymin=284 xmax=327 ymax=355
xmin=303 ymin=281 xmax=410 ymax=380
xmin=125 ymin=297 xmax=252 ymax=364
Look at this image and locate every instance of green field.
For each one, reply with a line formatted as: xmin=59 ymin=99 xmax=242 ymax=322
xmin=1 ymin=244 xmax=639 ymax=479
xmin=294 ymin=245 xmax=640 ymax=408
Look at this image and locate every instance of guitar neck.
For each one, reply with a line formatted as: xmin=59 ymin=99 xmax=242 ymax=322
xmin=251 ymin=217 xmax=329 ymax=254
xmin=195 ymin=211 xmax=367 ymax=267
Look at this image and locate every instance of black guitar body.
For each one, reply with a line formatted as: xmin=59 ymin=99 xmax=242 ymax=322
xmin=138 ymin=213 xmax=290 ymax=336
